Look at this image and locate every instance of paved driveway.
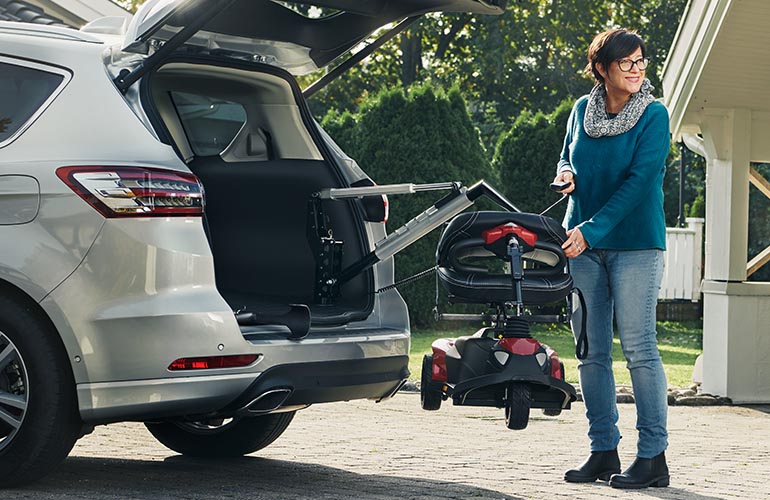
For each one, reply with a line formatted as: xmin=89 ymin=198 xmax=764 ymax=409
xmin=6 ymin=393 xmax=770 ymax=499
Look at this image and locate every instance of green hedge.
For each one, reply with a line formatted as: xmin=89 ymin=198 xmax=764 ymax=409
xmin=322 ymin=84 xmax=493 ymax=327
xmin=492 ymin=99 xmax=574 ymax=221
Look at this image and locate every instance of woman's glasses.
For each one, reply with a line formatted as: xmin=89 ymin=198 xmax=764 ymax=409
xmin=616 ymin=57 xmax=650 ymax=72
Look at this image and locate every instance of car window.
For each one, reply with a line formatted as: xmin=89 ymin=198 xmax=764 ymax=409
xmin=171 ymin=92 xmax=247 ymax=156
xmin=0 ymin=61 xmax=66 ymax=146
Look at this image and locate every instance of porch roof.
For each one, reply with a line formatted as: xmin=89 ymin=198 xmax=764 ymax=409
xmin=662 ymin=0 xmax=770 ymax=162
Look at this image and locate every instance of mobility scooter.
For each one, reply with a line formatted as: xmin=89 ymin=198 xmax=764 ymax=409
xmin=421 ymin=207 xmax=587 ymax=430
xmin=306 ymin=179 xmax=584 ymax=430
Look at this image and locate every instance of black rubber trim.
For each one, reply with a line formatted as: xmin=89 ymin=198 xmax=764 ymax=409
xmin=221 ymin=355 xmax=410 ymax=413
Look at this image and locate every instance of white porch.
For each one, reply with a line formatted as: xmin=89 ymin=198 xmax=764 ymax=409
xmin=663 ymin=0 xmax=770 ymax=403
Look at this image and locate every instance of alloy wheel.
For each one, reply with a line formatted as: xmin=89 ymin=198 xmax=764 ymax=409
xmin=0 ymin=331 xmax=28 ymax=452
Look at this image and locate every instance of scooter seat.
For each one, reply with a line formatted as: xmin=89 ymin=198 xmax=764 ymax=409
xmin=437 ymin=211 xmax=572 ymax=305
xmin=437 ymin=212 xmax=567 ymax=258
xmin=438 ymin=267 xmax=573 ymax=304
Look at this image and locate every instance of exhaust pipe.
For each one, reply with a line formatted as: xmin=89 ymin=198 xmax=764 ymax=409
xmin=238 ymin=388 xmax=293 ymax=415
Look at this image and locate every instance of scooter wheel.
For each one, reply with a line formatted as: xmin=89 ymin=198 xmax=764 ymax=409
xmin=505 ymin=382 xmax=530 ymax=430
xmin=421 ymin=355 xmax=442 ymax=411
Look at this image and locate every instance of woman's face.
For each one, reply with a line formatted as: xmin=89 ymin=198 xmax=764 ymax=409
xmin=598 ymin=47 xmax=645 ymax=97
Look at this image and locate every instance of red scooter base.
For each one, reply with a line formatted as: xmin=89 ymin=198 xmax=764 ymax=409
xmin=420 ymin=327 xmax=577 ymax=430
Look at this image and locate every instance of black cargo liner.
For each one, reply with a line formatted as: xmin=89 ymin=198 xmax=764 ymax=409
xmin=188 ymin=156 xmax=371 ymax=325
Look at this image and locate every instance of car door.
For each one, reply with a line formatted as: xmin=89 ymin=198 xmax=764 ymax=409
xmin=115 ymin=0 xmax=506 ymax=91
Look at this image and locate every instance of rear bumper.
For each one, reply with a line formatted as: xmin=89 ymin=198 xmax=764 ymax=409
xmin=223 ymin=355 xmax=410 ymax=414
xmin=78 ymin=355 xmax=409 ymax=424
xmin=77 ymin=373 xmax=256 ymax=423
xmin=43 ymin=217 xmax=410 ymax=424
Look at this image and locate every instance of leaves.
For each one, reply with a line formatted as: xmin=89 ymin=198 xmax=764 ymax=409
xmin=322 ymin=84 xmax=491 ymax=326
xmin=308 ymin=0 xmax=688 ymax=153
xmin=493 ymin=98 xmax=573 ymax=219
xmin=113 ymin=0 xmax=143 ymax=13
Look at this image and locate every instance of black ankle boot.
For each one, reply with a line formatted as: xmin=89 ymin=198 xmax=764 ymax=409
xmin=564 ymin=450 xmax=621 ymax=483
xmin=609 ymin=452 xmax=669 ymax=489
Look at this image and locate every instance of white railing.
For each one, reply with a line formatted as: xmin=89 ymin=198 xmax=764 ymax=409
xmin=660 ymin=218 xmax=704 ymax=301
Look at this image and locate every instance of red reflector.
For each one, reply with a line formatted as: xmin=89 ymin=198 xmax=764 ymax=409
xmin=431 ymin=346 xmax=448 ymax=382
xmin=382 ymin=194 xmax=389 ymax=223
xmin=168 ymin=354 xmax=259 ymax=371
xmin=56 ymin=166 xmax=204 ymax=218
xmin=481 ymin=222 xmax=538 ymax=247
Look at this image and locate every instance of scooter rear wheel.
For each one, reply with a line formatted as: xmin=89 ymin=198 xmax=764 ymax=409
xmin=505 ymin=382 xmax=530 ymax=430
xmin=420 ymin=355 xmax=442 ymax=411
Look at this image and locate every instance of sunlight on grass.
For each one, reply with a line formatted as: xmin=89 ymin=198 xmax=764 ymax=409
xmin=409 ymin=321 xmax=702 ymax=388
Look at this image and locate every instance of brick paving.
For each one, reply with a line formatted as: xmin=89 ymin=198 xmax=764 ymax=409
xmin=8 ymin=393 xmax=770 ymax=499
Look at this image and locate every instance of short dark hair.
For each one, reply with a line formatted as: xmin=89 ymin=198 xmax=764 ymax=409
xmin=586 ymin=28 xmax=647 ymax=83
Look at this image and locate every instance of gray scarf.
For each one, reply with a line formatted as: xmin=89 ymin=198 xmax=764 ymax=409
xmin=583 ymin=78 xmax=655 ymax=138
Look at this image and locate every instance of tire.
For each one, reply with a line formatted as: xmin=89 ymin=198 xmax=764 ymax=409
xmin=145 ymin=411 xmax=295 ymax=458
xmin=504 ymin=382 xmax=531 ymax=430
xmin=542 ymin=408 xmax=562 ymax=417
xmin=0 ymin=295 xmax=81 ymax=486
xmin=420 ymin=354 xmax=442 ymax=411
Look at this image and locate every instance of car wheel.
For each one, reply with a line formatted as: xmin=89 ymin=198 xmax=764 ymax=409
xmin=420 ymin=355 xmax=442 ymax=411
xmin=542 ymin=408 xmax=562 ymax=416
xmin=504 ymin=382 xmax=530 ymax=430
xmin=145 ymin=411 xmax=295 ymax=457
xmin=0 ymin=296 xmax=80 ymax=486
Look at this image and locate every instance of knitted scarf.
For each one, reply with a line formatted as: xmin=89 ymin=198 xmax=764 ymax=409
xmin=583 ymin=78 xmax=655 ymax=138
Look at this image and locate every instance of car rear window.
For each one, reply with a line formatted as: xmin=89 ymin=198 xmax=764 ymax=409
xmin=0 ymin=61 xmax=66 ymax=146
xmin=171 ymin=92 xmax=247 ymax=156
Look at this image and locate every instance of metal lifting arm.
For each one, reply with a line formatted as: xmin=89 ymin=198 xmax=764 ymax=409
xmin=328 ymin=180 xmax=519 ymax=286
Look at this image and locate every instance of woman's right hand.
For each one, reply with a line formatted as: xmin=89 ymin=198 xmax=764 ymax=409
xmin=553 ymin=171 xmax=575 ymax=194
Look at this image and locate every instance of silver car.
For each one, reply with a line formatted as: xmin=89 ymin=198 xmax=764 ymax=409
xmin=0 ymin=0 xmax=505 ymax=486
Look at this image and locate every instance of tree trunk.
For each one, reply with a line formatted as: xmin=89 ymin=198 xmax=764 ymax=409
xmin=400 ymin=29 xmax=422 ymax=87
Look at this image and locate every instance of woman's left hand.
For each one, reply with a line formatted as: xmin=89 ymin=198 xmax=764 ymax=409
xmin=563 ymin=227 xmax=587 ymax=258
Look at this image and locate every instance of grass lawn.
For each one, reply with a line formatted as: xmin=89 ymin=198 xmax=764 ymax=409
xmin=409 ymin=320 xmax=702 ymax=388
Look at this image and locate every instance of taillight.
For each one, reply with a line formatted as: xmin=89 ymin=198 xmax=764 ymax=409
xmin=168 ymin=355 xmax=259 ymax=371
xmin=56 ymin=166 xmax=204 ymax=218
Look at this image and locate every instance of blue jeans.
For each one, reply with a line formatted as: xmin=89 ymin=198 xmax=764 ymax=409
xmin=570 ymin=249 xmax=668 ymax=458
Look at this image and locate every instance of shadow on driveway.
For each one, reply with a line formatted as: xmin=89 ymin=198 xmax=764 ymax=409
xmin=9 ymin=455 xmax=521 ymax=500
xmin=743 ymin=404 xmax=770 ymax=415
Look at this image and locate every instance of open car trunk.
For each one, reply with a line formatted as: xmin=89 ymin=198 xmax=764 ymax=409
xmin=143 ymin=58 xmax=373 ymax=328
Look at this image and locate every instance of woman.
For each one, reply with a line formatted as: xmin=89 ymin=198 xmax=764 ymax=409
xmin=553 ymin=29 xmax=671 ymax=489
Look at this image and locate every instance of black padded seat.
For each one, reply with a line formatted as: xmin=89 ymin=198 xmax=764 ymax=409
xmin=437 ymin=267 xmax=573 ymax=305
xmin=437 ymin=211 xmax=567 ymax=260
xmin=437 ymin=211 xmax=572 ymax=305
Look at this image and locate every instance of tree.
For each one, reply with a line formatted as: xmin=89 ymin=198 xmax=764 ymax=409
xmin=114 ymin=0 xmax=143 ymax=12
xmin=493 ymin=98 xmax=574 ymax=221
xmin=308 ymin=0 xmax=689 ymax=154
xmin=322 ymin=84 xmax=492 ymax=327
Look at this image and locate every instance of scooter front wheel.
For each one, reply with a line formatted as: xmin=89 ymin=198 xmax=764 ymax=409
xmin=505 ymin=382 xmax=531 ymax=430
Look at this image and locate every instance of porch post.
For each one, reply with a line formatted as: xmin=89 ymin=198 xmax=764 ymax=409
xmin=697 ymin=108 xmax=770 ymax=403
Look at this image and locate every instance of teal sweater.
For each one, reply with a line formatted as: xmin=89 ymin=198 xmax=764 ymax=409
xmin=558 ymin=96 xmax=670 ymax=250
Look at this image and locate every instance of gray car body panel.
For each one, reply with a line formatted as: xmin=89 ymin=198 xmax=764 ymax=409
xmin=0 ymin=175 xmax=40 ymax=224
